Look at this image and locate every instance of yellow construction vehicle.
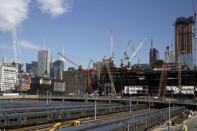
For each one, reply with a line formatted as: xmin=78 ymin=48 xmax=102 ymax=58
xmin=70 ymin=120 xmax=81 ymax=126
xmin=49 ymin=123 xmax=62 ymax=131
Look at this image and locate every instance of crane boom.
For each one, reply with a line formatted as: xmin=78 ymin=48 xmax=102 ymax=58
xmin=110 ymin=30 xmax=115 ymax=59
xmin=124 ymin=40 xmax=131 ymax=60
xmin=87 ymin=59 xmax=93 ymax=70
xmin=129 ymin=38 xmax=148 ymax=62
xmin=58 ymin=52 xmax=80 ymax=68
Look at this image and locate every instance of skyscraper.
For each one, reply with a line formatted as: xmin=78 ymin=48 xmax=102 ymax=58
xmin=150 ymin=48 xmax=160 ymax=65
xmin=165 ymin=46 xmax=175 ymax=63
xmin=26 ymin=61 xmax=38 ymax=75
xmin=175 ymin=16 xmax=195 ymax=69
xmin=51 ymin=59 xmax=64 ymax=79
xmin=38 ymin=50 xmax=51 ymax=77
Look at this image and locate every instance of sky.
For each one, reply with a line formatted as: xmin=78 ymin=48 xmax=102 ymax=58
xmin=0 ymin=0 xmax=196 ymax=69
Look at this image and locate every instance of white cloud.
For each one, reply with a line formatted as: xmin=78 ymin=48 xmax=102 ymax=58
xmin=0 ymin=0 xmax=31 ymax=31
xmin=18 ymin=40 xmax=42 ymax=50
xmin=36 ymin=0 xmax=70 ymax=17
xmin=0 ymin=0 xmax=71 ymax=31
xmin=0 ymin=44 xmax=11 ymax=49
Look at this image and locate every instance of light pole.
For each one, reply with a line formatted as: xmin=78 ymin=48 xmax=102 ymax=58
xmin=149 ymin=95 xmax=150 ymax=110
xmin=130 ymin=99 xmax=132 ymax=113
xmin=46 ymin=90 xmax=49 ymax=105
xmin=168 ymin=99 xmax=171 ymax=131
xmin=94 ymin=99 xmax=97 ymax=120
xmin=50 ymin=92 xmax=52 ymax=102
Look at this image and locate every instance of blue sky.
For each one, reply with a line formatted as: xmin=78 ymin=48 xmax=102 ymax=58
xmin=0 ymin=0 xmax=196 ymax=68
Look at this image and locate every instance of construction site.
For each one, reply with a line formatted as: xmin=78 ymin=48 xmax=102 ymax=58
xmin=1 ymin=1 xmax=197 ymax=131
xmin=55 ymin=15 xmax=197 ymax=99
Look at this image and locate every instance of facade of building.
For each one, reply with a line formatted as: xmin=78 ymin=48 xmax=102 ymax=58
xmin=30 ymin=77 xmax=52 ymax=94
xmin=150 ymin=48 xmax=160 ymax=65
xmin=62 ymin=70 xmax=88 ymax=94
xmin=175 ymin=16 xmax=195 ymax=69
xmin=51 ymin=59 xmax=64 ymax=79
xmin=38 ymin=50 xmax=51 ymax=77
xmin=0 ymin=64 xmax=17 ymax=92
xmin=93 ymin=57 xmax=114 ymax=70
xmin=26 ymin=61 xmax=38 ymax=75
xmin=96 ymin=66 xmax=197 ymax=96
xmin=30 ymin=77 xmax=65 ymax=95
xmin=18 ymin=73 xmax=31 ymax=92
xmin=53 ymin=80 xmax=65 ymax=92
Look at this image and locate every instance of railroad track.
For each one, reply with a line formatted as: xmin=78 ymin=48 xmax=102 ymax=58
xmin=57 ymin=106 xmax=186 ymax=131
xmin=8 ymin=109 xmax=149 ymax=131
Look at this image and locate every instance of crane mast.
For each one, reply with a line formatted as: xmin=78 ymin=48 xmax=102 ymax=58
xmin=104 ymin=60 xmax=116 ymax=95
xmin=127 ymin=38 xmax=148 ymax=66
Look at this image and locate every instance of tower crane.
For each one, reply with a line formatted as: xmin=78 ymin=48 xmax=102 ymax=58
xmin=110 ymin=30 xmax=115 ymax=60
xmin=11 ymin=23 xmax=21 ymax=63
xmin=87 ymin=59 xmax=94 ymax=94
xmin=124 ymin=40 xmax=132 ymax=60
xmin=87 ymin=59 xmax=93 ymax=70
xmin=127 ymin=38 xmax=149 ymax=67
xmin=104 ymin=59 xmax=116 ymax=95
xmin=57 ymin=52 xmax=81 ymax=69
xmin=121 ymin=40 xmax=131 ymax=67
xmin=158 ymin=61 xmax=168 ymax=97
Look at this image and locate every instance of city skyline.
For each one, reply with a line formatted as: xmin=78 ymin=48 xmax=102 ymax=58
xmin=0 ymin=0 xmax=196 ymax=68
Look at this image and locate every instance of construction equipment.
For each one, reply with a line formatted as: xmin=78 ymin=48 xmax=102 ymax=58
xmin=70 ymin=120 xmax=81 ymax=126
xmin=58 ymin=52 xmax=81 ymax=70
xmin=58 ymin=52 xmax=93 ymax=94
xmin=110 ymin=30 xmax=115 ymax=60
xmin=87 ymin=59 xmax=94 ymax=94
xmin=11 ymin=23 xmax=21 ymax=63
xmin=123 ymin=40 xmax=132 ymax=60
xmin=158 ymin=51 xmax=168 ymax=97
xmin=49 ymin=122 xmax=62 ymax=131
xmin=126 ymin=38 xmax=148 ymax=67
xmin=104 ymin=59 xmax=116 ymax=95
xmin=87 ymin=59 xmax=93 ymax=70
xmin=158 ymin=62 xmax=168 ymax=97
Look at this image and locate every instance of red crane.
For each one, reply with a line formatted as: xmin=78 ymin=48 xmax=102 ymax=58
xmin=58 ymin=52 xmax=81 ymax=69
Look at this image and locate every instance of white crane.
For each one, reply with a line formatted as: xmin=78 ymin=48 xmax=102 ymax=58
xmin=11 ymin=23 xmax=21 ymax=63
xmin=127 ymin=38 xmax=149 ymax=67
xmin=124 ymin=40 xmax=132 ymax=60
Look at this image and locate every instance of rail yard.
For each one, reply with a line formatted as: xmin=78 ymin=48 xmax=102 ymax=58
xmin=0 ymin=0 xmax=197 ymax=131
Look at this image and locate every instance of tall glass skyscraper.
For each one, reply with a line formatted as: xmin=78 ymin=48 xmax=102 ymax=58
xmin=38 ymin=50 xmax=51 ymax=77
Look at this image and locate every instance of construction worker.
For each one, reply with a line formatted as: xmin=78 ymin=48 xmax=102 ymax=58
xmin=181 ymin=121 xmax=188 ymax=131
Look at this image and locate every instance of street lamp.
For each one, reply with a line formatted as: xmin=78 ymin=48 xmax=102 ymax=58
xmin=46 ymin=90 xmax=49 ymax=105
xmin=168 ymin=99 xmax=171 ymax=131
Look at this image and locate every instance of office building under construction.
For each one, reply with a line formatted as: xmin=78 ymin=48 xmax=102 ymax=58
xmin=175 ymin=16 xmax=195 ymax=69
xmin=95 ymin=64 xmax=197 ymax=97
